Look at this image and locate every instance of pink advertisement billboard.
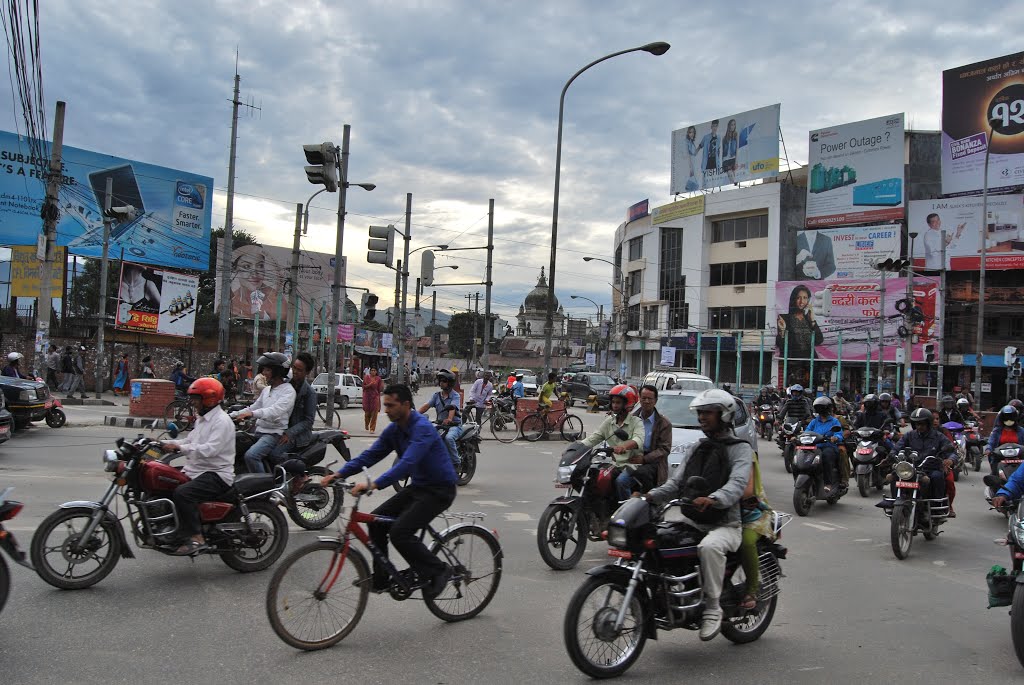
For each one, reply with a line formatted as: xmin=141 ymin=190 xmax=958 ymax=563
xmin=774 ymin=278 xmax=940 ymax=362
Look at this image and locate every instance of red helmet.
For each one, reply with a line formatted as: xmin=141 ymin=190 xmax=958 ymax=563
xmin=187 ymin=377 xmax=225 ymax=408
xmin=609 ymin=384 xmax=638 ymax=411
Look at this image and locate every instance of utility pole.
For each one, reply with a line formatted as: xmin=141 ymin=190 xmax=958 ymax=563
xmin=877 ymin=268 xmax=886 ymax=394
xmin=35 ymin=101 xmax=65 ymax=378
xmin=288 ymin=203 xmax=303 ymax=354
xmin=218 ymin=72 xmax=241 ymax=357
xmin=413 ymin=277 xmax=421 ymax=373
xmin=398 ymin=193 xmax=412 ymax=384
xmin=94 ymin=177 xmax=112 ymax=398
xmin=904 ymin=233 xmax=918 ymax=405
xmin=430 ymin=291 xmax=437 ymax=366
xmin=936 ymin=230 xmax=947 ymax=401
xmin=473 ymin=292 xmax=480 ymax=368
xmin=324 ymin=125 xmax=351 ymax=428
xmin=482 ymin=198 xmax=494 ymax=370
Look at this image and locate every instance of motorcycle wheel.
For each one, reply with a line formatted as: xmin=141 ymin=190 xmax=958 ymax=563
xmin=266 ymin=539 xmax=369 ymax=650
xmin=219 ymin=500 xmax=289 ymax=573
xmin=722 ymin=553 xmax=779 ymax=644
xmin=792 ymin=485 xmax=812 ymax=517
xmin=953 ymin=468 xmax=960 ymax=482
xmin=287 ymin=468 xmax=342 ymax=530
xmin=1012 ymin=583 xmax=1024 ymax=668
xmin=537 ymin=503 xmax=587 ymax=570
xmin=973 ymin=449 xmax=983 ymax=472
xmin=0 ymin=555 xmax=8 ymax=615
xmin=30 ymin=507 xmax=122 ymax=590
xmin=456 ymin=452 xmax=476 ymax=486
xmin=890 ymin=504 xmax=913 ymax=560
xmin=425 ymin=525 xmax=503 ymax=622
xmin=563 ymin=575 xmax=647 ymax=679
xmin=857 ymin=473 xmax=870 ymax=498
xmin=45 ymin=408 xmax=66 ymax=428
xmin=783 ymin=445 xmax=793 ymax=474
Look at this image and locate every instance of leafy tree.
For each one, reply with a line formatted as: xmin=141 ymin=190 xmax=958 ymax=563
xmin=66 ymin=257 xmax=119 ymax=319
xmin=447 ymin=312 xmax=488 ymax=358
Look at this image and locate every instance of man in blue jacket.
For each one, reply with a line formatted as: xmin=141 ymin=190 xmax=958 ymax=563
xmin=323 ymin=384 xmax=457 ymax=598
xmin=803 ymin=396 xmax=846 ymax=492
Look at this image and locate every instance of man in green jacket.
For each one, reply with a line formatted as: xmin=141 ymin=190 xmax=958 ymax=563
xmin=578 ymin=384 xmax=645 ymax=501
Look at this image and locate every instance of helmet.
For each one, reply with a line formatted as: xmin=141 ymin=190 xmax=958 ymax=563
xmin=1010 ymin=399 xmax=1024 ymax=413
xmin=437 ymin=370 xmax=456 ymax=384
xmin=909 ymin=407 xmax=933 ymax=429
xmin=941 ymin=395 xmax=954 ymax=409
xmin=174 ymin=360 xmax=185 ymax=369
xmin=721 ymin=383 xmax=732 ymax=392
xmin=790 ymin=384 xmax=804 ymax=396
xmin=256 ymin=352 xmax=290 ymax=378
xmin=766 ymin=385 xmax=775 ymax=392
xmin=6 ymin=352 xmax=23 ymax=364
xmin=609 ymin=384 xmax=638 ymax=412
xmin=878 ymin=392 xmax=892 ymax=404
xmin=187 ymin=377 xmax=225 ymax=409
xmin=834 ymin=389 xmax=844 ymax=397
xmin=689 ymin=388 xmax=739 ymax=425
xmin=813 ymin=396 xmax=833 ymax=415
xmin=515 ymin=373 xmax=524 ymax=380
xmin=956 ymin=397 xmax=970 ymax=410
xmin=998 ymin=405 xmax=1019 ymax=427
xmin=862 ymin=393 xmax=878 ymax=411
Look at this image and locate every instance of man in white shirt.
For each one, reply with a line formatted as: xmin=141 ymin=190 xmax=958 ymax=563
xmin=162 ymin=378 xmax=236 ymax=555
xmin=236 ymin=352 xmax=297 ymax=473
xmin=922 ymin=213 xmax=965 ymax=270
xmin=467 ymin=371 xmax=494 ymax=424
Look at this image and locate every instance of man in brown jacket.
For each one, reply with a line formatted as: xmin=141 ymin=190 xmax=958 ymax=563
xmin=622 ymin=384 xmax=673 ymax=493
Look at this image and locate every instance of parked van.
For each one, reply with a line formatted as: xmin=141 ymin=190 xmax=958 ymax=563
xmin=641 ymin=370 xmax=714 ymax=393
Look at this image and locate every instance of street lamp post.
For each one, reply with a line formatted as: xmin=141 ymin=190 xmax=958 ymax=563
xmin=571 ymin=294 xmax=603 ymax=370
xmin=543 ymin=42 xmax=670 ymax=375
xmin=584 ymin=256 xmax=623 ymax=375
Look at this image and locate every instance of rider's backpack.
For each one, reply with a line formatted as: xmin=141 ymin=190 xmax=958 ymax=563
xmin=678 ymin=436 xmax=744 ymax=525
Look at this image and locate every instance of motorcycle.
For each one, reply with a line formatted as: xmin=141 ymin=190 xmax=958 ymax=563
xmin=880 ymin=448 xmax=951 ymax=559
xmin=391 ymin=419 xmax=481 ymax=491
xmin=537 ymin=436 xmax=628 ymax=570
xmin=29 ymin=425 xmax=290 ymax=590
xmin=943 ymin=421 xmax=971 ymax=481
xmin=562 ymin=476 xmax=791 ymax=678
xmin=964 ymin=420 xmax=985 ymax=472
xmin=234 ymin=419 xmax=352 ymax=530
xmin=984 ymin=443 xmax=1024 ymax=514
xmin=989 ymin=494 xmax=1024 ymax=668
xmin=756 ymin=404 xmax=776 ymax=441
xmin=0 ymin=487 xmax=32 ymax=615
xmin=852 ymin=426 xmax=889 ymax=497
xmin=791 ymin=429 xmax=847 ymax=516
xmin=776 ymin=421 xmax=800 ymax=474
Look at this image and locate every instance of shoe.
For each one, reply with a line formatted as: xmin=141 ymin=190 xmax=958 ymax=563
xmin=169 ymin=539 xmax=208 ymax=556
xmin=699 ymin=609 xmax=722 ymax=641
xmin=423 ymin=564 xmax=452 ymax=599
xmin=370 ymin=574 xmax=390 ymax=593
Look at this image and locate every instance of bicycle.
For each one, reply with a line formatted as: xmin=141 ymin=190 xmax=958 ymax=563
xmin=467 ymin=397 xmax=518 ymax=444
xmin=265 ymin=482 xmax=503 ymax=650
xmin=316 ymin=397 xmax=344 ymax=424
xmin=520 ymin=395 xmax=584 ymax=443
xmin=163 ymin=392 xmax=195 ymax=431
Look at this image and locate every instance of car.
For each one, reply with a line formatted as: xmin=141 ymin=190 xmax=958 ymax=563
xmin=641 ymin=370 xmax=715 ymax=393
xmin=0 ymin=391 xmax=13 ymax=443
xmin=521 ymin=374 xmax=538 ymax=396
xmin=309 ymin=373 xmax=363 ymax=409
xmin=562 ymin=372 xmax=617 ymax=408
xmin=0 ymin=376 xmax=51 ymax=429
xmin=654 ymin=389 xmax=759 ymax=473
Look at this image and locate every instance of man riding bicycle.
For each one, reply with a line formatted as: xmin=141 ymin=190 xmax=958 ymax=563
xmin=323 ymin=384 xmax=456 ymax=598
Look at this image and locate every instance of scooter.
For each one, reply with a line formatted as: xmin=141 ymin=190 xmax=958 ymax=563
xmin=943 ymin=421 xmax=970 ymax=481
xmin=984 ymin=443 xmax=1024 ymax=515
xmin=776 ymin=421 xmax=801 ymax=474
xmin=0 ymin=487 xmax=32 ymax=615
xmin=852 ymin=426 xmax=889 ymax=497
xmin=791 ymin=428 xmax=847 ymax=516
xmin=964 ymin=420 xmax=985 ymax=472
xmin=757 ymin=404 xmax=776 ymax=441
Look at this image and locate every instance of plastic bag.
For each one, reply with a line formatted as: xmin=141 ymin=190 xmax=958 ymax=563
xmin=986 ymin=565 xmax=1018 ymax=608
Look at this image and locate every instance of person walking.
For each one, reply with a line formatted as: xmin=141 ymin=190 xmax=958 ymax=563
xmin=113 ymin=353 xmax=130 ymax=396
xmin=67 ymin=345 xmax=87 ymax=399
xmin=45 ymin=344 xmax=61 ymax=390
xmin=362 ymin=367 xmax=384 ymax=432
xmin=59 ymin=346 xmax=74 ymax=392
xmin=140 ymin=355 xmax=155 ymax=378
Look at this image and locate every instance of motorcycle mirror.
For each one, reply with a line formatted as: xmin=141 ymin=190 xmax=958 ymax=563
xmin=613 ymin=428 xmax=629 ymax=440
xmin=166 ymin=422 xmax=179 ymax=439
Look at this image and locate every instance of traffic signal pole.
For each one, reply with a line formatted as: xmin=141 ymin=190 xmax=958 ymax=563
xmin=324 ymin=125 xmax=350 ymax=427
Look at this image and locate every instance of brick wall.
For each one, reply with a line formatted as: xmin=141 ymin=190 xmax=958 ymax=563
xmin=129 ymin=379 xmax=177 ymax=418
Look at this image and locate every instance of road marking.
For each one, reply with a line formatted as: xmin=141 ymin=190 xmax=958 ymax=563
xmin=802 ymin=522 xmax=837 ymax=531
xmin=854 ymin=538 xmax=872 ymax=542
xmin=503 ymin=512 xmax=531 ymax=521
xmin=541 ymin=451 xmax=553 ymax=455
xmin=457 ymin=488 xmax=482 ymax=495
xmin=523 ymin=528 xmax=536 ymax=535
xmin=933 ymin=560 xmax=947 ymax=567
xmin=797 ymin=667 xmax=825 ymax=672
xmin=473 ymin=500 xmax=509 ymax=507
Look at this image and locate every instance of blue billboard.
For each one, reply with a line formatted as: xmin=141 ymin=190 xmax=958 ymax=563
xmin=0 ymin=130 xmax=213 ymax=270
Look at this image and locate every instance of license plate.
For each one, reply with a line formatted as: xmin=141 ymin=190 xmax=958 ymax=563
xmin=607 ymin=549 xmax=632 ymax=559
xmin=554 ymin=483 xmax=570 ymax=488
xmin=856 ymin=447 xmax=873 ymax=455
xmin=797 ymin=446 xmax=816 ymax=450
xmin=896 ymin=481 xmax=919 ymax=489
xmin=1015 ymin=552 xmax=1024 ymax=560
xmin=0 ymin=425 xmax=8 ymax=435
xmin=1004 ymin=459 xmax=1023 ymax=464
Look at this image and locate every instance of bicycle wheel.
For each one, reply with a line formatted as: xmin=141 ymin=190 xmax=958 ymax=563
xmin=317 ymin=399 xmax=343 ymax=425
xmin=520 ymin=413 xmax=546 ymax=442
xmin=425 ymin=525 xmax=503 ymax=622
xmin=559 ymin=414 xmax=584 ymax=442
xmin=266 ymin=539 xmax=370 ymax=650
xmin=490 ymin=411 xmax=518 ymax=444
xmin=164 ymin=399 xmax=195 ymax=432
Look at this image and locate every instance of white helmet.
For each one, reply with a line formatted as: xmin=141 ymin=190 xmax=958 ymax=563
xmin=7 ymin=352 xmax=23 ymax=364
xmin=689 ymin=388 xmax=739 ymax=425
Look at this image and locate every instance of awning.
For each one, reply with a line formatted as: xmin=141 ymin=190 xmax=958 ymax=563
xmin=956 ymin=353 xmax=1007 ymax=368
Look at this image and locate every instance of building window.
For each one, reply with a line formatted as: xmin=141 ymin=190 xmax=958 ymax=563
xmin=658 ymin=226 xmax=687 ymax=329
xmin=614 ymin=245 xmax=622 ymax=273
xmin=643 ymin=307 xmax=659 ymax=331
xmin=707 ymin=306 xmax=766 ymax=330
xmin=709 ymin=260 xmax=767 ymax=286
xmin=985 ymin=317 xmax=1000 ymax=337
xmin=628 ymin=237 xmax=642 ymax=261
xmin=1011 ymin=317 xmax=1024 ymax=339
xmin=711 ymin=214 xmax=769 ymax=243
xmin=626 ymin=304 xmax=641 ymax=331
xmin=627 ymin=270 xmax=642 ymax=296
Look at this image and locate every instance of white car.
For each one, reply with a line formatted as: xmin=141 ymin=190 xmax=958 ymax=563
xmin=654 ymin=390 xmax=759 ymax=472
xmin=521 ymin=374 xmax=539 ymax=396
xmin=310 ymin=373 xmax=363 ymax=410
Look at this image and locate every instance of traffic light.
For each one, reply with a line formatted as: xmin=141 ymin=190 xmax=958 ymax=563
xmin=303 ymin=142 xmax=338 ymax=192
xmin=1014 ymin=360 xmax=1022 ymax=378
xmin=367 ymin=225 xmax=396 ymax=268
xmin=361 ymin=293 xmax=378 ymax=321
xmin=877 ymin=257 xmax=911 ymax=273
xmin=1005 ymin=346 xmax=1018 ymax=367
xmin=923 ymin=342 xmax=936 ymax=363
xmin=421 ymin=249 xmax=435 ymax=287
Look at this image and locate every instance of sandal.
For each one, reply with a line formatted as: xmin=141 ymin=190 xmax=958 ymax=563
xmin=739 ymin=594 xmax=757 ymax=610
xmin=170 ymin=540 xmax=208 ymax=556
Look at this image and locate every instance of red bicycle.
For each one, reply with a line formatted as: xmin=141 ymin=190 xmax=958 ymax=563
xmin=265 ymin=482 xmax=503 ymax=650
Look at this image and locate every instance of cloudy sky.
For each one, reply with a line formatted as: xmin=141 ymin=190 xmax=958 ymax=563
xmin=6 ymin=1 xmax=1021 ymax=326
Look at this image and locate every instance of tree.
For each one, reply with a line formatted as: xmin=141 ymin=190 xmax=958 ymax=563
xmin=196 ymin=228 xmax=260 ymax=325
xmin=447 ymin=312 xmax=487 ymax=358
xmin=66 ymin=257 xmax=119 ymax=320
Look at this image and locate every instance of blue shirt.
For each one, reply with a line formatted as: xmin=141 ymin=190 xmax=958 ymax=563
xmin=804 ymin=415 xmax=843 ymax=438
xmin=337 ymin=410 xmax=457 ymax=489
xmin=512 ymin=381 xmax=524 ymax=398
xmin=641 ymin=411 xmax=656 ymax=452
xmin=426 ymin=390 xmax=462 ymax=426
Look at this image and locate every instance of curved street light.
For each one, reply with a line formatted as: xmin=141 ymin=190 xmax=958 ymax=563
xmin=543 ymin=42 xmax=670 ymax=373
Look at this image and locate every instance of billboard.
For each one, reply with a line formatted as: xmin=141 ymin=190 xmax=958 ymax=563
xmin=774 ymin=277 xmax=940 ymax=362
xmin=907 ymin=194 xmax=1024 ymax=271
xmin=214 ymin=243 xmax=345 ymax=322
xmin=9 ymin=244 xmax=64 ymax=296
xmin=651 ymin=195 xmax=705 ymax=225
xmin=627 ymin=199 xmax=649 ymax=222
xmin=942 ymin=52 xmax=1024 ymax=196
xmin=0 ymin=130 xmax=213 ymax=271
xmin=670 ymin=104 xmax=780 ymax=194
xmin=115 ymin=262 xmax=198 ymax=337
xmin=806 ymin=114 xmax=905 ymax=227
xmin=794 ymin=225 xmax=900 ymax=280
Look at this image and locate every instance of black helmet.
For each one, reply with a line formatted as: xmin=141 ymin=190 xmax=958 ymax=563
xmin=1010 ymin=399 xmax=1024 ymax=413
xmin=909 ymin=407 xmax=933 ymax=429
xmin=256 ymin=352 xmax=290 ymax=379
xmin=941 ymin=394 xmax=954 ymax=409
xmin=437 ymin=370 xmax=456 ymax=384
xmin=863 ymin=393 xmax=878 ymax=411
xmin=878 ymin=392 xmax=893 ymax=404
xmin=813 ymin=396 xmax=832 ymax=415
xmin=999 ymin=405 xmax=1019 ymax=427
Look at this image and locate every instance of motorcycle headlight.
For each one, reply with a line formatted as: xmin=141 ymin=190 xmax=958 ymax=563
xmin=103 ymin=449 xmax=120 ymax=471
xmin=800 ymin=435 xmax=815 ymax=445
xmin=895 ymin=461 xmax=915 ymax=481
xmin=607 ymin=524 xmax=628 ymax=549
xmin=1004 ymin=448 xmax=1021 ymax=457
xmin=556 ymin=465 xmax=573 ymax=484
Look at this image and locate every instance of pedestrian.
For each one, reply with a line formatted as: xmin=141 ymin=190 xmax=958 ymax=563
xmin=362 ymin=367 xmax=384 ymax=432
xmin=45 ymin=344 xmax=61 ymax=390
xmin=67 ymin=345 xmax=87 ymax=399
xmin=59 ymin=346 xmax=74 ymax=392
xmin=112 ymin=353 xmax=130 ymax=395
xmin=141 ymin=355 xmax=155 ymax=378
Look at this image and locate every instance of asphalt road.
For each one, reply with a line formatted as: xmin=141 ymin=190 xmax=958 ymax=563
xmin=0 ymin=402 xmax=1021 ymax=684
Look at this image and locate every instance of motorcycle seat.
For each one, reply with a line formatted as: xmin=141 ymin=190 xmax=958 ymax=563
xmin=233 ymin=473 xmax=276 ymax=496
xmin=311 ymin=429 xmax=347 ymax=443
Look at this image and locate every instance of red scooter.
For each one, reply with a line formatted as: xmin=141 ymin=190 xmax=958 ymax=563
xmin=0 ymin=487 xmax=32 ymax=614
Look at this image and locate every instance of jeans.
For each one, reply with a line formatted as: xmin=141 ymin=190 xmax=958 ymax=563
xmin=368 ymin=484 xmax=457 ymax=582
xmin=172 ymin=472 xmax=231 ymax=537
xmin=46 ymin=369 xmax=59 ymax=390
xmin=244 ymin=433 xmax=285 ymax=473
xmin=820 ymin=443 xmax=840 ymax=485
xmin=615 ymin=468 xmax=636 ymax=501
xmin=442 ymin=425 xmax=463 ymax=465
xmin=65 ymin=373 xmax=84 ymax=396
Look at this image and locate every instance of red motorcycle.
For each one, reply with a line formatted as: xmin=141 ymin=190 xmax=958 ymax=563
xmin=0 ymin=487 xmax=32 ymax=614
xmin=30 ymin=428 xmax=289 ymax=590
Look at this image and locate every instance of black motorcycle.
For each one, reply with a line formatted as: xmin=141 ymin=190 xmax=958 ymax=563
xmin=984 ymin=443 xmax=1024 ymax=514
xmin=562 ymin=477 xmax=790 ymax=678
xmin=776 ymin=421 xmax=801 ymax=474
xmin=0 ymin=487 xmax=32 ymax=614
xmin=964 ymin=420 xmax=985 ymax=472
xmin=880 ymin=449 xmax=950 ymax=559
xmin=791 ymin=429 xmax=847 ymax=516
xmin=391 ymin=420 xmax=481 ymax=491
xmin=852 ymin=426 xmax=889 ymax=497
xmin=756 ymin=404 xmax=776 ymax=441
